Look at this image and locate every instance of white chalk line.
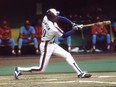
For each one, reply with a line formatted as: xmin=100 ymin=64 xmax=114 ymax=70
xmin=0 ymin=79 xmax=116 ymax=85
xmin=79 ymin=80 xmax=116 ymax=85
xmin=1 ymin=80 xmax=116 ymax=85
xmin=97 ymin=76 xmax=116 ymax=78
xmin=92 ymin=75 xmax=116 ymax=78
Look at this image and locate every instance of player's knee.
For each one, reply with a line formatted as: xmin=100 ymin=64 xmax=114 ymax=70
xmin=65 ymin=52 xmax=72 ymax=59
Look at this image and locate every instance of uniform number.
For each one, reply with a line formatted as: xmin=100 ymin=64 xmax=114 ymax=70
xmin=42 ymin=29 xmax=46 ymax=37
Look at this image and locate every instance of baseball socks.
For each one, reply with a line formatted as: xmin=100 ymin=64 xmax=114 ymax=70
xmin=36 ymin=48 xmax=39 ymax=54
xmin=18 ymin=49 xmax=21 ymax=55
xmin=107 ymin=44 xmax=110 ymax=50
xmin=92 ymin=45 xmax=96 ymax=52
xmin=68 ymin=46 xmax=71 ymax=52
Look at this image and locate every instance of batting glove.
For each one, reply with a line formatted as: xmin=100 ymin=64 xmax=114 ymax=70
xmin=77 ymin=24 xmax=84 ymax=30
xmin=72 ymin=23 xmax=84 ymax=30
xmin=72 ymin=23 xmax=79 ymax=30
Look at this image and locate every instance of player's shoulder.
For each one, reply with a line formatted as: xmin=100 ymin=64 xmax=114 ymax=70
xmin=43 ymin=16 xmax=47 ymax=22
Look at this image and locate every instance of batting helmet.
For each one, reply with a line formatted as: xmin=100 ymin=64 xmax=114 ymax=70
xmin=46 ymin=8 xmax=60 ymax=21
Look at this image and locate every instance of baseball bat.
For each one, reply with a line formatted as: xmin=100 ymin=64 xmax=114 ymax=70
xmin=83 ymin=20 xmax=111 ymax=28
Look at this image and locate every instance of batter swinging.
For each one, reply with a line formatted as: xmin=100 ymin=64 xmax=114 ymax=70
xmin=14 ymin=8 xmax=92 ymax=79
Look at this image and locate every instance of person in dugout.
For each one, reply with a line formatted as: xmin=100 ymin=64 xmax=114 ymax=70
xmin=17 ymin=20 xmax=39 ymax=55
xmin=91 ymin=16 xmax=111 ymax=52
xmin=0 ymin=20 xmax=16 ymax=55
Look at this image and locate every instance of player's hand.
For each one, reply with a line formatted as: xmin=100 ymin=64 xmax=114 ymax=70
xmin=72 ymin=23 xmax=84 ymax=30
xmin=28 ymin=37 xmax=31 ymax=40
xmin=72 ymin=23 xmax=79 ymax=30
xmin=77 ymin=24 xmax=84 ymax=30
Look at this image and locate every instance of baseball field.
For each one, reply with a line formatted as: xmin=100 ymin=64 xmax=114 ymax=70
xmin=0 ymin=52 xmax=116 ymax=87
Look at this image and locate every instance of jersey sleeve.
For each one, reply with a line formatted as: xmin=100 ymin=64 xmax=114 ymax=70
xmin=54 ymin=23 xmax=64 ymax=37
xmin=57 ymin=16 xmax=73 ymax=32
xmin=19 ymin=26 xmax=24 ymax=33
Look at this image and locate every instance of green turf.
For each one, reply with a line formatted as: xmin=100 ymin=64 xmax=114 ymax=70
xmin=0 ymin=59 xmax=116 ymax=76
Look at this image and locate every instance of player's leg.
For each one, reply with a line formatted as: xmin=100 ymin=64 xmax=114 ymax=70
xmin=53 ymin=43 xmax=83 ymax=74
xmin=53 ymin=43 xmax=91 ymax=78
xmin=14 ymin=42 xmax=54 ymax=79
xmin=67 ymin=36 xmax=71 ymax=52
xmin=8 ymin=38 xmax=16 ymax=55
xmin=106 ymin=34 xmax=111 ymax=50
xmin=54 ymin=36 xmax=59 ymax=44
xmin=0 ymin=39 xmax=2 ymax=44
xmin=30 ymin=42 xmax=54 ymax=72
xmin=33 ymin=37 xmax=39 ymax=54
xmin=97 ymin=36 xmax=108 ymax=50
xmin=92 ymin=34 xmax=97 ymax=51
xmin=18 ymin=38 xmax=23 ymax=55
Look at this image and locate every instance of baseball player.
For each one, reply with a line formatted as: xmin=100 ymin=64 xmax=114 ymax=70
xmin=0 ymin=20 xmax=16 ymax=55
xmin=91 ymin=17 xmax=111 ymax=52
xmin=14 ymin=8 xmax=92 ymax=79
xmin=18 ymin=20 xmax=39 ymax=55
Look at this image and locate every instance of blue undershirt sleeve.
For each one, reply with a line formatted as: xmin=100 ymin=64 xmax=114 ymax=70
xmin=62 ymin=30 xmax=75 ymax=38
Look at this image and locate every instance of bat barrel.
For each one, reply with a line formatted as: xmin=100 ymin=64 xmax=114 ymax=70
xmin=83 ymin=20 xmax=111 ymax=28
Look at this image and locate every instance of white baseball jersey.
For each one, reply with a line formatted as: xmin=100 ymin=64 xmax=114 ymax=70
xmin=41 ymin=16 xmax=64 ymax=42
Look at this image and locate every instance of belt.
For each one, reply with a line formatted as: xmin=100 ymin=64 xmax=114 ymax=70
xmin=41 ymin=41 xmax=54 ymax=44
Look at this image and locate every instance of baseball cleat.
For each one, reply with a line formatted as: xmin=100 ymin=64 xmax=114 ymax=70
xmin=18 ymin=50 xmax=21 ymax=55
xmin=78 ymin=73 xmax=92 ymax=78
xmin=12 ymin=50 xmax=16 ymax=55
xmin=14 ymin=67 xmax=21 ymax=80
xmin=36 ymin=49 xmax=39 ymax=54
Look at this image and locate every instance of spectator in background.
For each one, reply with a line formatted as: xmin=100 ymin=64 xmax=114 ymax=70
xmin=91 ymin=16 xmax=111 ymax=52
xmin=18 ymin=20 xmax=39 ymax=55
xmin=0 ymin=20 xmax=16 ymax=55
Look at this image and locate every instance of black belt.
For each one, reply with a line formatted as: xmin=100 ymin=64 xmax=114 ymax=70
xmin=41 ymin=41 xmax=54 ymax=44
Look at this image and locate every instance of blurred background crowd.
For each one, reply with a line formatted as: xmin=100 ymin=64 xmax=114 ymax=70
xmin=0 ymin=0 xmax=116 ymax=27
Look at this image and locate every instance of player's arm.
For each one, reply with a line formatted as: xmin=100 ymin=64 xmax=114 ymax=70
xmin=31 ymin=27 xmax=36 ymax=38
xmin=57 ymin=16 xmax=83 ymax=38
xmin=61 ymin=24 xmax=84 ymax=38
xmin=58 ymin=16 xmax=73 ymax=25
xmin=62 ymin=30 xmax=75 ymax=38
xmin=58 ymin=16 xmax=83 ymax=30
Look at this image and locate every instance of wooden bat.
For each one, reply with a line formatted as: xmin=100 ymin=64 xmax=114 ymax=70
xmin=83 ymin=20 xmax=111 ymax=28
